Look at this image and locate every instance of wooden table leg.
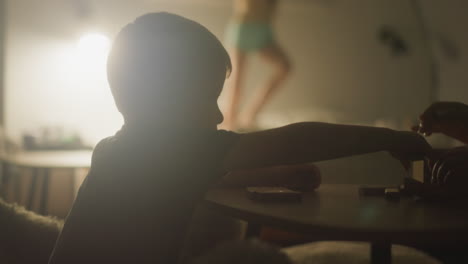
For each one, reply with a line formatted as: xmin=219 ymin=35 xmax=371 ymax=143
xmin=0 ymin=161 xmax=4 ymax=189
xmin=371 ymin=241 xmax=391 ymax=264
xmin=27 ymin=168 xmax=39 ymax=210
xmin=71 ymin=168 xmax=77 ymax=201
xmin=245 ymin=222 xmax=261 ymax=238
xmin=39 ymin=168 xmax=50 ymax=215
xmin=0 ymin=161 xmax=10 ymax=198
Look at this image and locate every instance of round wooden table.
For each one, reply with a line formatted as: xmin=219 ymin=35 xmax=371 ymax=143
xmin=1 ymin=151 xmax=92 ymax=215
xmin=204 ymin=184 xmax=468 ymax=264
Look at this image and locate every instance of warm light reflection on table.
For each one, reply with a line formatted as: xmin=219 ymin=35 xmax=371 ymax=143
xmin=2 ymin=150 xmax=92 ymax=168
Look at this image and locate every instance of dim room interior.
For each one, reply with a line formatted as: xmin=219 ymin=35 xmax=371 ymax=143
xmin=0 ymin=1 xmax=467 ymax=263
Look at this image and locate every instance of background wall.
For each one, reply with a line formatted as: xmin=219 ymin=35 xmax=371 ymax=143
xmin=2 ymin=0 xmax=447 ymax=144
xmin=0 ymin=0 xmax=5 ymax=127
xmin=422 ymin=0 xmax=468 ymax=101
xmin=3 ymin=0 xmax=468 ymax=186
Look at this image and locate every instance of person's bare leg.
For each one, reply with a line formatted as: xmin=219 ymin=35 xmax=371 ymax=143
xmin=242 ymin=45 xmax=291 ymax=129
xmin=223 ymin=49 xmax=248 ymax=130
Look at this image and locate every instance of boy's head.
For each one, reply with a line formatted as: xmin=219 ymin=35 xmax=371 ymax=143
xmin=107 ymin=13 xmax=231 ymax=130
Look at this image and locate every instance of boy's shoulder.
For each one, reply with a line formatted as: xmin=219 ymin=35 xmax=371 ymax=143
xmin=90 ymin=135 xmax=121 ymax=165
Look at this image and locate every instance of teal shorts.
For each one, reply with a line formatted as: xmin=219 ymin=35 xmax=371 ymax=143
xmin=225 ymin=22 xmax=275 ymax=52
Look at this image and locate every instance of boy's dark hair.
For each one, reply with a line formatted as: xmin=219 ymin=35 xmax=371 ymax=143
xmin=107 ymin=12 xmax=232 ymax=119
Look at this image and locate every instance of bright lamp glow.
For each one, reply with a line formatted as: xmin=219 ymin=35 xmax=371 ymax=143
xmin=77 ymin=33 xmax=110 ymax=57
xmin=73 ymin=33 xmax=123 ymax=144
xmin=75 ymin=32 xmax=111 ymax=78
xmin=7 ymin=32 xmax=122 ymax=147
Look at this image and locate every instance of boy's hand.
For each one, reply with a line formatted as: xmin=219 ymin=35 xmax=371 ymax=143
xmin=389 ymin=131 xmax=432 ymax=170
xmin=412 ymin=102 xmax=468 ymax=143
xmin=391 ymin=131 xmax=432 ymax=157
xmin=429 ymin=146 xmax=468 ymax=187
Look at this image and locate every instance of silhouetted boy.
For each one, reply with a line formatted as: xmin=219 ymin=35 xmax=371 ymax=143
xmin=49 ymin=13 xmax=430 ymax=264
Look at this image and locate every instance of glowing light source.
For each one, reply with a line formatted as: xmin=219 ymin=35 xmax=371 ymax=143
xmin=75 ymin=32 xmax=111 ymax=78
xmin=77 ymin=33 xmax=110 ymax=57
xmin=73 ymin=33 xmax=123 ymax=144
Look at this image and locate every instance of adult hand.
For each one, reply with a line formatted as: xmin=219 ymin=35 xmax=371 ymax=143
xmin=429 ymin=146 xmax=468 ymax=187
xmin=412 ymin=102 xmax=468 ymax=143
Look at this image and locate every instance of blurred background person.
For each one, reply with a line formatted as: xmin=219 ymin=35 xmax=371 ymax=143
xmin=223 ymin=0 xmax=291 ymax=130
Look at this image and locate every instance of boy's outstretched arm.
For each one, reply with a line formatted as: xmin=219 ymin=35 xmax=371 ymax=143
xmin=222 ymin=122 xmax=431 ymax=171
